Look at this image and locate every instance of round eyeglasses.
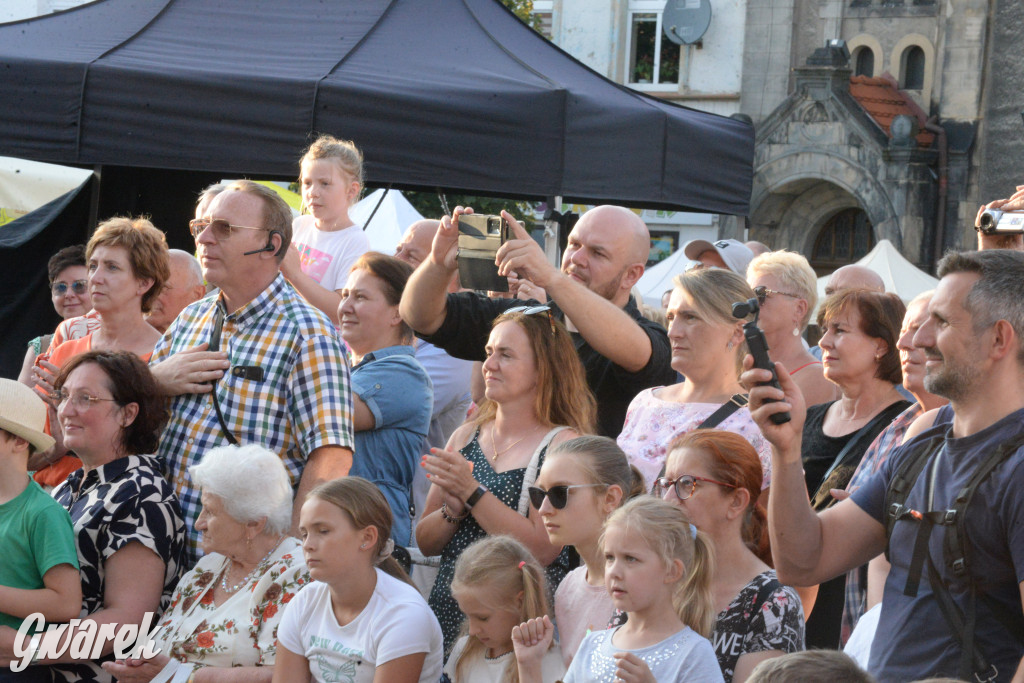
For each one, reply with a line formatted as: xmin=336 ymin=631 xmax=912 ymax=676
xmin=655 ymin=474 xmax=738 ymax=501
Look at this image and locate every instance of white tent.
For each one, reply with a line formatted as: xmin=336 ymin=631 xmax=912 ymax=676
xmin=349 ymin=188 xmax=426 ymax=255
xmin=636 ymin=248 xmax=698 ymax=308
xmin=1 ymin=156 xmax=92 ymax=227
xmin=816 ymin=239 xmax=938 ymax=308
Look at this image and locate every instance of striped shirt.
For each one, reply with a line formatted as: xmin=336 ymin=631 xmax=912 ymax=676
xmin=151 ymin=274 xmax=354 ymax=561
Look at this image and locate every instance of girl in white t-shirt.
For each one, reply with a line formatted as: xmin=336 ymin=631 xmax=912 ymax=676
xmin=513 ymin=497 xmax=724 ymax=683
xmin=530 ymin=436 xmax=645 ymax=667
xmin=274 ymin=477 xmax=443 ymax=683
xmin=444 ymin=535 xmax=565 ymax=683
xmin=282 ymin=135 xmax=370 ymax=324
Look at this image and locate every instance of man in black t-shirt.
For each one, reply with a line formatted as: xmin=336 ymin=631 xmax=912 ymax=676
xmin=399 ymin=205 xmax=673 ymax=437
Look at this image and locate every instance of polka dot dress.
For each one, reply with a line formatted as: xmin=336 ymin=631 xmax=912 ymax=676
xmin=427 ymin=429 xmax=570 ymax=656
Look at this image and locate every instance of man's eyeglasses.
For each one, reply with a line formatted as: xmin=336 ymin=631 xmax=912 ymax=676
xmin=53 ymin=389 xmax=119 ymax=411
xmin=51 ymin=280 xmax=87 ymax=296
xmin=528 ymin=484 xmax=604 ymax=510
xmin=505 ymin=304 xmax=556 ymax=335
xmin=753 ymin=285 xmax=801 ymax=306
xmin=655 ymin=474 xmax=737 ymax=501
xmin=189 ymin=218 xmax=270 ymax=241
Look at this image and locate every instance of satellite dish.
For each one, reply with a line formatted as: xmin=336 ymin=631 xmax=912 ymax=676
xmin=662 ymin=0 xmax=712 ymax=46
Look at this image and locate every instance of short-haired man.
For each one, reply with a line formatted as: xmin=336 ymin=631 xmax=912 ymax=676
xmin=824 ymin=264 xmax=885 ymax=297
xmin=400 ymin=205 xmax=674 ymax=437
xmin=146 ymin=249 xmax=206 ymax=334
xmin=746 ymin=249 xmax=1024 ymax=682
xmin=150 ymin=180 xmax=354 ymax=561
xmin=683 ymin=238 xmax=755 ymax=274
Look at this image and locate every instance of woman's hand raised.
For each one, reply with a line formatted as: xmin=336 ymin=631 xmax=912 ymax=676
xmin=740 ymin=355 xmax=806 ymax=460
xmin=421 ymin=446 xmax=477 ymax=502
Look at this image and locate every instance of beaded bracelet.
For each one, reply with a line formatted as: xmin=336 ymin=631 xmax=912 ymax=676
xmin=441 ymin=501 xmax=469 ymax=524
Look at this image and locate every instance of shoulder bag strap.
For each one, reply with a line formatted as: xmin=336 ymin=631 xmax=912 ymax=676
xmin=654 ymin=395 xmax=748 ymax=484
xmin=810 ymin=402 xmax=908 ymax=510
xmin=517 ymin=426 xmax=569 ymax=516
xmin=208 ymin=304 xmax=238 ymax=446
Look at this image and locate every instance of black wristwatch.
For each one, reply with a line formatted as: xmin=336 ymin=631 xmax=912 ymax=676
xmin=465 ymin=484 xmax=489 ymax=509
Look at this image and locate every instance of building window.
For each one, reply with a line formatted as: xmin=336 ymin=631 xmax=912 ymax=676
xmin=900 ymin=45 xmax=925 ymax=90
xmin=627 ymin=2 xmax=681 ymax=87
xmin=811 ymin=208 xmax=875 ymax=271
xmin=853 ymin=47 xmax=874 ymax=77
xmin=533 ymin=0 xmax=553 ymax=39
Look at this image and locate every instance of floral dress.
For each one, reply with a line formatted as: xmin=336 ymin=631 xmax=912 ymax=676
xmin=427 ymin=430 xmax=572 ymax=656
xmin=151 ymin=536 xmax=309 ymax=677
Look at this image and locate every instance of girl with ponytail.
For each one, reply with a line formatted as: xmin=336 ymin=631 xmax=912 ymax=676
xmin=514 ymin=496 xmax=723 ymax=683
xmin=658 ymin=430 xmax=805 ymax=683
xmin=530 ymin=436 xmax=646 ymax=666
xmin=273 ymin=478 xmax=443 ymax=683
xmin=445 ymin=536 xmax=564 ymax=683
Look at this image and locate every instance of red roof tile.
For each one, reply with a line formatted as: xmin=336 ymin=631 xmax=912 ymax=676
xmin=848 ymin=73 xmax=935 ymax=147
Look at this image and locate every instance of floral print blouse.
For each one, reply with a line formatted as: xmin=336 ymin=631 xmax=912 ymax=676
xmin=152 ymin=536 xmax=309 ymax=677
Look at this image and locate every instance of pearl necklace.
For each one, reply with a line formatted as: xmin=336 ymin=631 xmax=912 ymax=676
xmin=220 ymin=537 xmax=284 ymax=594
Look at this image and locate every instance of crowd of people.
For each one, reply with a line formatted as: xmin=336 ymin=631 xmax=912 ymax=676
xmin=2 ymin=135 xmax=1023 ymax=682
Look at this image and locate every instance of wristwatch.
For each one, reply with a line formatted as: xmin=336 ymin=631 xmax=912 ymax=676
xmin=465 ymin=484 xmax=489 ymax=509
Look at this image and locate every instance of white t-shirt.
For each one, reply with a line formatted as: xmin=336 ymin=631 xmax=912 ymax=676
xmin=555 ymin=566 xmax=616 ymax=667
xmin=291 ymin=214 xmax=370 ymax=291
xmin=443 ymin=635 xmax=565 ymax=683
xmin=565 ymin=625 xmax=724 ymax=683
xmin=277 ymin=569 xmax=443 ymax=683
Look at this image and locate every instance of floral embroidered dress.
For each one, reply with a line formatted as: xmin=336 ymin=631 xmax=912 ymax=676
xmin=151 ymin=536 xmax=309 ymax=677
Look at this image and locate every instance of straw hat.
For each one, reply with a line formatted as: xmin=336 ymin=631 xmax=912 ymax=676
xmin=0 ymin=379 xmax=55 ymax=453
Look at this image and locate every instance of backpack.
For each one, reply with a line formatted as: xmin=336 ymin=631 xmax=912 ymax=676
xmin=883 ymin=428 xmax=1024 ymax=682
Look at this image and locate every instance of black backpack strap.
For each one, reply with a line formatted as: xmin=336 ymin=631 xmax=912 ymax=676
xmin=883 ymin=432 xmax=944 ymax=561
xmin=654 ymin=395 xmax=747 ymax=484
xmin=740 ymin=577 xmax=784 ymax=639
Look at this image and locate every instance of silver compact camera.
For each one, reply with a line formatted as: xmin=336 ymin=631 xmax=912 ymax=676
xmin=457 ymin=214 xmax=510 ymax=292
xmin=978 ymin=209 xmax=1024 ymax=235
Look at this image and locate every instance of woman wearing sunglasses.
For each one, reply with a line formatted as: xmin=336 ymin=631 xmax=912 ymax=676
xmin=617 ymin=268 xmax=773 ymax=494
xmin=746 ymin=251 xmax=839 ymax=407
xmin=30 ymin=218 xmax=169 ymax=488
xmin=530 ymin=436 xmax=645 ymax=666
xmin=659 ymin=429 xmax=805 ymax=683
xmin=418 ymin=306 xmax=596 ymax=655
xmin=18 ymin=245 xmax=93 ymax=387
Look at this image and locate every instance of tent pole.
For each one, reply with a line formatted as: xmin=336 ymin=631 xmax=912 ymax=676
xmin=87 ymin=164 xmax=102 ymax=237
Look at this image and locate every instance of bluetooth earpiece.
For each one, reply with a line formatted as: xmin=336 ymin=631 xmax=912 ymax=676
xmin=243 ymin=230 xmax=284 ymax=256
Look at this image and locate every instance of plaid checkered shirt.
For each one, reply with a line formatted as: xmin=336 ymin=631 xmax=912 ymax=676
xmin=151 ymin=274 xmax=354 ymax=562
xmin=841 ymin=401 xmax=925 ymax=642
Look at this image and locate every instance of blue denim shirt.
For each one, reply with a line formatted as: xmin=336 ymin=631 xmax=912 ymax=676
xmin=350 ymin=345 xmax=433 ymax=547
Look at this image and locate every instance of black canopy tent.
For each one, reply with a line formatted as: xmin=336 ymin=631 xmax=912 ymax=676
xmin=0 ymin=0 xmax=752 ymax=213
xmin=0 ymin=0 xmax=753 ymax=379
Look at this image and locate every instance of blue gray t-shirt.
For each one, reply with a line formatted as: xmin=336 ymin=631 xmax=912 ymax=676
xmin=851 ymin=407 xmax=1024 ymax=683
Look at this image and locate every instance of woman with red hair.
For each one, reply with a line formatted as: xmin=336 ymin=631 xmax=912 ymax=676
xmin=658 ymin=429 xmax=805 ymax=683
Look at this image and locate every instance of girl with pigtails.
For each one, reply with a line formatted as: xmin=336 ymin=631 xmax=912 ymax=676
xmin=443 ymin=535 xmax=565 ymax=682
xmin=514 ymin=497 xmax=724 ymax=683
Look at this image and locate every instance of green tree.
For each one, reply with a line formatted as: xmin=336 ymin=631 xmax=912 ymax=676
xmin=500 ymin=0 xmax=542 ymax=32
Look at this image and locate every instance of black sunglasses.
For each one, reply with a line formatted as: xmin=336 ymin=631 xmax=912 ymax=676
xmin=528 ymin=484 xmax=603 ymax=510
xmin=655 ymin=474 xmax=737 ymax=501
xmin=52 ymin=280 xmax=87 ymax=296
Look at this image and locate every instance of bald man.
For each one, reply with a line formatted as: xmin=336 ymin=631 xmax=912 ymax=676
xmin=824 ymin=264 xmax=885 ymax=296
xmin=401 ymin=205 xmax=674 ymax=436
xmin=146 ymin=249 xmax=207 ymax=333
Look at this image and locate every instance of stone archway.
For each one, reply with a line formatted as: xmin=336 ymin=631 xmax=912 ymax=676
xmin=749 ymin=151 xmax=901 ymax=255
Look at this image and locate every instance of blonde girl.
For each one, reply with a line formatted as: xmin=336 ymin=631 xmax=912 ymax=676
xmin=274 ymin=478 xmax=443 ymax=683
xmin=444 ymin=536 xmax=565 ymax=682
xmin=281 ymin=134 xmax=370 ymax=324
xmin=514 ymin=497 xmax=724 ymax=683
xmin=530 ymin=436 xmax=645 ymax=666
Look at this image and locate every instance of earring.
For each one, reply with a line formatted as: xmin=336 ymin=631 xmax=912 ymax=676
xmin=793 ymin=327 xmax=801 ymax=337
xmin=360 ymin=543 xmax=367 ymax=550
xmin=727 ymin=341 xmax=735 ymax=349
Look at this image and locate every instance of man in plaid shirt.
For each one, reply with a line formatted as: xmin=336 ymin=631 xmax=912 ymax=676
xmin=150 ymin=180 xmax=354 ymax=562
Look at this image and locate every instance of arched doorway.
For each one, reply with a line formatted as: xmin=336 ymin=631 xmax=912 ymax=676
xmin=810 ymin=208 xmax=875 ymax=275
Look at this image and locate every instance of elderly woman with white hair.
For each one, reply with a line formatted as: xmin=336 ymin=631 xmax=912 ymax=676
xmin=103 ymin=444 xmax=309 ymax=683
xmin=746 ymin=251 xmax=838 ymax=407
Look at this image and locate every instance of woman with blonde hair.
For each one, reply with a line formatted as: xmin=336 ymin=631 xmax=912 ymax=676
xmin=617 ymin=268 xmax=772 ymax=494
xmin=281 ymin=134 xmax=370 ymax=323
xmin=746 ymin=250 xmax=838 ymax=406
xmin=418 ymin=306 xmax=595 ymax=654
